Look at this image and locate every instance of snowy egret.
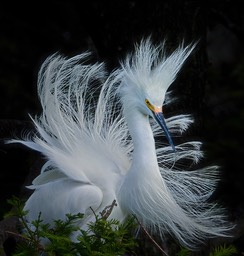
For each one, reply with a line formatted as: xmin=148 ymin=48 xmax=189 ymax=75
xmin=9 ymin=38 xmax=232 ymax=249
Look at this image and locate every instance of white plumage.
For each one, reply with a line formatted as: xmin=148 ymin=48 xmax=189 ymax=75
xmin=9 ymin=38 xmax=232 ymax=249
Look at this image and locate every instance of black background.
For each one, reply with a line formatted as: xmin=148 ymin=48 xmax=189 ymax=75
xmin=0 ymin=0 xmax=244 ymax=254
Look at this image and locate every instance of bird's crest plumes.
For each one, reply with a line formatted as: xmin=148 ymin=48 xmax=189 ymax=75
xmin=120 ymin=38 xmax=196 ymax=106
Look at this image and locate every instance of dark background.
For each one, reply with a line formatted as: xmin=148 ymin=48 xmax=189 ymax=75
xmin=0 ymin=0 xmax=244 ymax=254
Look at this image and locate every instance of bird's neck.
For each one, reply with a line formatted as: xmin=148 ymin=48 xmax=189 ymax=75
xmin=118 ymin=106 xmax=175 ymax=225
xmin=125 ymin=109 xmax=158 ymax=173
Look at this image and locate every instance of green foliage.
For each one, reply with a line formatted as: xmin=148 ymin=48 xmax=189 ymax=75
xmin=6 ymin=196 xmax=138 ymax=256
xmin=75 ymin=216 xmax=137 ymax=255
xmin=176 ymin=247 xmax=191 ymax=256
xmin=209 ymin=244 xmax=238 ymax=256
xmin=4 ymin=196 xmax=239 ymax=256
xmin=175 ymin=244 xmax=238 ymax=256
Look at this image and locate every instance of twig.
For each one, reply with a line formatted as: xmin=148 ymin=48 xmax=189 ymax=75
xmin=5 ymin=231 xmax=29 ymax=242
xmin=134 ymin=215 xmax=169 ymax=256
xmin=99 ymin=200 xmax=117 ymax=220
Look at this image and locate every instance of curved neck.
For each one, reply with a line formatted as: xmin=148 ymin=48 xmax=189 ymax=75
xmin=125 ymin=109 xmax=158 ymax=173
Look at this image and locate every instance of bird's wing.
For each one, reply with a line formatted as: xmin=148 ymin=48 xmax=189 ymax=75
xmin=24 ymin=178 xmax=104 ymax=226
xmin=26 ymin=168 xmax=68 ymax=188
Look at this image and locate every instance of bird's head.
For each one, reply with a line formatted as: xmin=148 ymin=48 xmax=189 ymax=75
xmin=119 ymin=38 xmax=196 ymax=151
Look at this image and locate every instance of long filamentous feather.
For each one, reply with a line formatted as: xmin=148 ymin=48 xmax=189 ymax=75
xmin=10 ymin=53 xmax=131 ymax=184
xmin=118 ymin=38 xmax=233 ymax=249
xmin=7 ymin=39 xmax=233 ymax=249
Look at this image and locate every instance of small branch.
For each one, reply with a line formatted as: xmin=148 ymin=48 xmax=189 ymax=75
xmin=0 ymin=216 xmax=19 ymax=248
xmin=99 ymin=200 xmax=117 ymax=220
xmin=134 ymin=216 xmax=169 ymax=256
xmin=5 ymin=231 xmax=29 ymax=242
xmin=5 ymin=230 xmax=44 ymax=252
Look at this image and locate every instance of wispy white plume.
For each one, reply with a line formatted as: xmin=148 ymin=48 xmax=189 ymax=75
xmin=7 ymin=38 xmax=233 ymax=250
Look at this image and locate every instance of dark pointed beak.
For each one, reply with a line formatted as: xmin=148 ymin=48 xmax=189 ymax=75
xmin=152 ymin=110 xmax=175 ymax=152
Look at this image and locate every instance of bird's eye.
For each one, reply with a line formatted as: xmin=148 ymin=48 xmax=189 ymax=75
xmin=145 ymin=99 xmax=154 ymax=111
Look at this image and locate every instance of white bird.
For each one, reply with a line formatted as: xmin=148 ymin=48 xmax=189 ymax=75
xmin=9 ymin=38 xmax=232 ymax=249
